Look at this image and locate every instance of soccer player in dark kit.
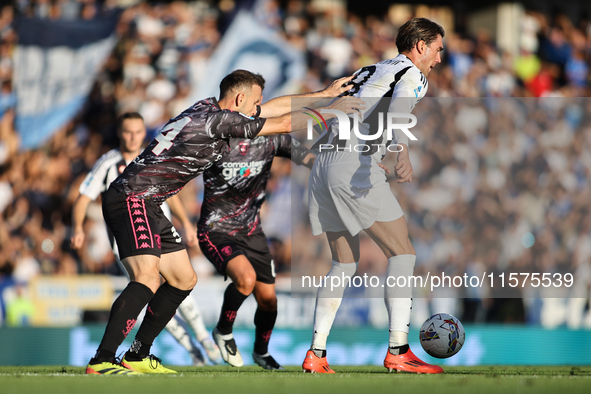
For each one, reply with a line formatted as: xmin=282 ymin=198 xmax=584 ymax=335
xmin=198 ymin=134 xmax=314 ymax=370
xmin=85 ymin=69 xmax=362 ymax=374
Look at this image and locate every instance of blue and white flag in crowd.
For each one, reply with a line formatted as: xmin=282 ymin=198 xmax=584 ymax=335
xmin=191 ymin=11 xmax=306 ymax=102
xmin=13 ymin=10 xmax=121 ymax=150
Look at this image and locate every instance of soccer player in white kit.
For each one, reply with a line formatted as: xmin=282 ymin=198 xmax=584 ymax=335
xmin=302 ymin=18 xmax=445 ymax=374
xmin=71 ymin=112 xmax=222 ymax=366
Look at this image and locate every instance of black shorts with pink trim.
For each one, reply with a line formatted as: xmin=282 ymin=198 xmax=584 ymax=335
xmin=102 ymin=186 xmax=186 ymax=260
xmin=198 ymin=229 xmax=275 ymax=284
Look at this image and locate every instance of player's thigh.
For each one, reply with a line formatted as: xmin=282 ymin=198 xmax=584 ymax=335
xmin=326 ymin=230 xmax=360 ymax=263
xmin=253 ymin=282 xmax=277 ymax=311
xmin=364 ymin=216 xmax=415 ymax=258
xmin=155 ymin=212 xmax=195 ymax=290
xmin=226 ymin=254 xmax=257 ymax=292
xmin=159 ymin=249 xmax=197 ymax=291
xmin=198 ymin=231 xmax=248 ymax=280
xmin=103 ymin=189 xmax=173 ymax=266
xmin=239 ymin=232 xmax=276 ymax=285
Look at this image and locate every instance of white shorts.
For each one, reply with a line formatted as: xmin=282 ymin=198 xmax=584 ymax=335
xmin=308 ymin=152 xmax=403 ymax=236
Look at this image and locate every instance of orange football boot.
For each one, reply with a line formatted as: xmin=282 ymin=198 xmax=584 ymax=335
xmin=384 ymin=347 xmax=444 ymax=374
xmin=302 ymin=350 xmax=335 ymax=373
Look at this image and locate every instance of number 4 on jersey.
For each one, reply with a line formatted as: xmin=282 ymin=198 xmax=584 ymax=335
xmin=152 ymin=116 xmax=191 ymax=156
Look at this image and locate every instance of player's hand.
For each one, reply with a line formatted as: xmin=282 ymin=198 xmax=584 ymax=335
xmin=302 ymin=152 xmax=316 ymax=169
xmin=322 ymin=75 xmax=355 ymax=97
xmin=70 ymin=229 xmax=85 ymax=250
xmin=395 ymin=144 xmax=413 ymax=183
xmin=377 ymin=163 xmax=390 ymax=174
xmin=325 ymin=96 xmax=365 ymax=117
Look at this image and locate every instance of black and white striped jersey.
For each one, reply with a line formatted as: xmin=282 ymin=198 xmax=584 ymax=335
xmin=79 ymin=148 xmax=127 ymax=200
xmin=311 ymin=54 xmax=428 ymax=160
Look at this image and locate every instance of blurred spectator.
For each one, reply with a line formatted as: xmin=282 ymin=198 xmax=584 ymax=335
xmin=5 ymin=282 xmax=35 ymax=326
xmin=1 ymin=1 xmax=591 ymax=329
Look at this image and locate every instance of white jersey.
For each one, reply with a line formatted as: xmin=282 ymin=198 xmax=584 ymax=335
xmin=312 ymin=54 xmax=428 ymax=163
xmin=79 ymin=149 xmax=127 ymax=200
xmin=79 ymin=148 xmax=172 ymax=219
xmin=308 ymin=55 xmax=428 ymax=235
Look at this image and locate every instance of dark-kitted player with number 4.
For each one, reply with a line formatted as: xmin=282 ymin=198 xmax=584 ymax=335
xmin=85 ymin=69 xmax=362 ymax=375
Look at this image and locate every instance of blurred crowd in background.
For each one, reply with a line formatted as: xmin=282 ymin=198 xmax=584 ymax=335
xmin=292 ymin=96 xmax=591 ymax=329
xmin=1 ymin=0 xmax=591 ymax=328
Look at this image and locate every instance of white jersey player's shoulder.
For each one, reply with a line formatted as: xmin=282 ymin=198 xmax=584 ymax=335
xmin=96 ymin=148 xmax=123 ymax=165
xmin=79 ymin=148 xmax=123 ymax=199
xmin=378 ymin=54 xmax=428 ymax=98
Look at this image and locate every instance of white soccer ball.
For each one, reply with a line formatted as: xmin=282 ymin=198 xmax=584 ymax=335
xmin=419 ymin=313 xmax=465 ymax=358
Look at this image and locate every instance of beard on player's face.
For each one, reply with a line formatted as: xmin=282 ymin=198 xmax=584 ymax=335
xmin=418 ymin=51 xmax=435 ymax=76
xmin=237 ymin=97 xmax=251 ymax=115
xmin=237 ymin=91 xmax=261 ymax=116
xmin=423 ymin=37 xmax=443 ymax=76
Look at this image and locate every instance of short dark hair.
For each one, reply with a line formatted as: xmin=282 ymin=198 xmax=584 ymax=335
xmin=396 ymin=18 xmax=445 ymax=53
xmin=117 ymin=112 xmax=144 ymax=131
xmin=219 ymin=70 xmax=266 ymax=100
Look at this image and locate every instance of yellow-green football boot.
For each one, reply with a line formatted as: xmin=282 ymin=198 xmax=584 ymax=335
xmin=86 ymin=358 xmax=142 ymax=375
xmin=122 ymin=354 xmax=177 ymax=374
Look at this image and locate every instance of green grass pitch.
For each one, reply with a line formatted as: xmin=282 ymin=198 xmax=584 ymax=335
xmin=1 ymin=366 xmax=590 ymax=394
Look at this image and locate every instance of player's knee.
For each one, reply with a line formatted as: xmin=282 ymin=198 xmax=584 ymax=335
xmin=234 ymin=272 xmax=256 ymax=295
xmin=135 ymin=269 xmax=161 ymax=293
xmin=400 ymin=237 xmax=415 ymax=255
xmin=332 ymin=254 xmax=359 ymax=264
xmin=258 ymin=295 xmax=277 ymax=311
xmin=173 ymin=270 xmax=197 ymax=291
xmin=386 ymin=237 xmax=415 ymax=257
xmin=406 ymin=241 xmax=416 ymax=255
xmin=186 ymin=271 xmax=198 ymax=290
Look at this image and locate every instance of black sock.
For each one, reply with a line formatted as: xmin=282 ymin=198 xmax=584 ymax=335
xmin=216 ymin=283 xmax=249 ymax=335
xmin=127 ymin=282 xmax=192 ymax=359
xmin=312 ymin=349 xmax=327 ymax=358
xmin=124 ymin=339 xmax=151 ymax=361
xmin=253 ymin=308 xmax=277 ymax=355
xmin=388 ymin=344 xmax=409 ymax=355
xmin=91 ymin=350 xmax=115 ymax=364
xmin=95 ymin=282 xmax=154 ymax=362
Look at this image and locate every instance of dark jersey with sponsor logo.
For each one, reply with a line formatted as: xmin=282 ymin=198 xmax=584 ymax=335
xmin=112 ymin=98 xmax=266 ymax=203
xmin=198 ymin=135 xmax=309 ymax=236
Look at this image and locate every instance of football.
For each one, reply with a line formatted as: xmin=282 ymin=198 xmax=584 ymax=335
xmin=419 ymin=313 xmax=465 ymax=358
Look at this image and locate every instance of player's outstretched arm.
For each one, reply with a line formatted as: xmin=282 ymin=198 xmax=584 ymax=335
xmin=259 ymin=76 xmax=355 ymax=118
xmin=301 ymin=153 xmax=316 ymax=169
xmin=274 ymin=135 xmax=316 ymax=169
xmin=258 ymin=96 xmax=365 ymax=136
xmin=70 ymin=194 xmax=93 ymax=250
xmin=167 ymin=193 xmax=197 ymax=247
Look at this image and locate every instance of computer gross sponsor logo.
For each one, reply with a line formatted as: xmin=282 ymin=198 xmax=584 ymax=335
xmin=222 ymin=160 xmax=265 ymax=181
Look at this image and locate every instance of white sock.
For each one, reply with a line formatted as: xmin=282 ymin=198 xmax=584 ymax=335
xmin=311 ymin=260 xmax=358 ymax=350
xmin=384 ymin=254 xmax=416 ymax=347
xmin=165 ymin=315 xmax=194 ymax=352
xmin=178 ymin=296 xmax=210 ymax=342
xmin=388 ymin=331 xmax=408 ymax=348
